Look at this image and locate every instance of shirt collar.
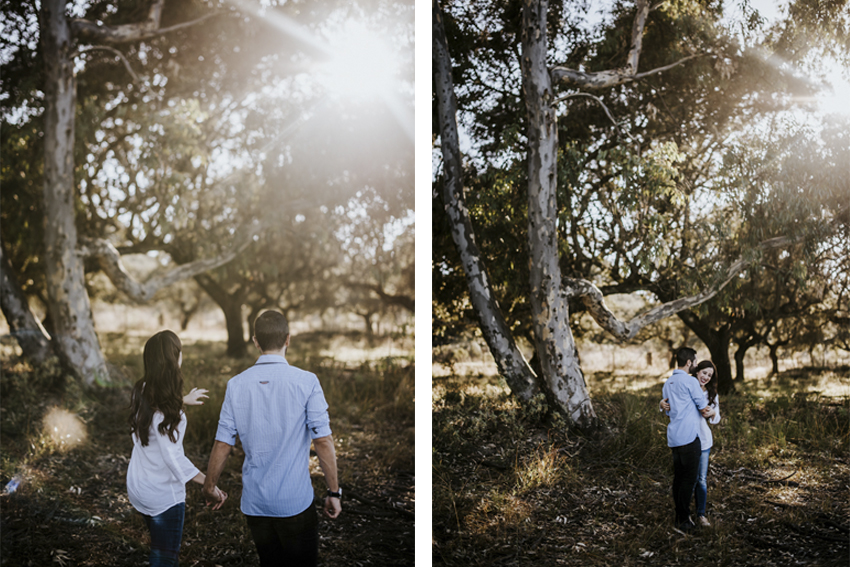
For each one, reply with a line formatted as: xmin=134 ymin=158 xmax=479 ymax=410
xmin=256 ymin=354 xmax=288 ymax=365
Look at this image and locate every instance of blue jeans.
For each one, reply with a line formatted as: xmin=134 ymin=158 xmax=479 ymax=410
xmin=142 ymin=502 xmax=185 ymax=567
xmin=245 ymin=504 xmax=319 ymax=567
xmin=694 ymin=447 xmax=711 ymax=516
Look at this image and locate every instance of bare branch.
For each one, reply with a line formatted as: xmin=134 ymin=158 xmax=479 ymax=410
xmin=72 ymin=0 xmax=220 ymax=46
xmin=551 ymin=92 xmax=641 ymax=148
xmin=563 ymin=236 xmax=802 ymax=340
xmin=551 ymin=54 xmax=702 ymax=89
xmin=633 ymin=53 xmax=702 ymax=80
xmin=78 ymin=45 xmax=139 ymax=83
xmin=78 ymin=236 xmax=254 ymax=303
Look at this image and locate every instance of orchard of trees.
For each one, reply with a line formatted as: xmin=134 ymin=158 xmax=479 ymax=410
xmin=433 ymin=0 xmax=849 ymax=427
xmin=1 ymin=0 xmax=414 ymax=382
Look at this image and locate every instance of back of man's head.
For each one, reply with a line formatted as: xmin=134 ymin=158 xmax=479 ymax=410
xmin=675 ymin=347 xmax=697 ymax=369
xmin=254 ymin=311 xmax=289 ymax=352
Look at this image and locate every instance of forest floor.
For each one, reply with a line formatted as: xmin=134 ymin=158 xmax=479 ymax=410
xmin=433 ymin=367 xmax=850 ymax=566
xmin=0 ymin=331 xmax=414 ymax=567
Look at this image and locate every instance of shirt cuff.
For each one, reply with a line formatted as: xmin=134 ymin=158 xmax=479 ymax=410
xmin=308 ymin=424 xmax=332 ymax=439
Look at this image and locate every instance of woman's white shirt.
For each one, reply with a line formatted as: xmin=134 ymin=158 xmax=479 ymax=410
xmin=697 ymin=391 xmax=720 ymax=451
xmin=127 ymin=410 xmax=199 ymax=516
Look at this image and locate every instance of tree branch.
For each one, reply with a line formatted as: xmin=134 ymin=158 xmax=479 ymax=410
xmin=78 ymin=236 xmax=254 ymax=303
xmin=550 ymin=54 xmax=702 ymax=90
xmin=77 ymin=45 xmax=139 ymax=83
xmin=72 ymin=0 xmax=220 ymax=45
xmin=563 ymin=236 xmax=802 ymax=340
xmin=347 ymin=281 xmax=414 ymax=313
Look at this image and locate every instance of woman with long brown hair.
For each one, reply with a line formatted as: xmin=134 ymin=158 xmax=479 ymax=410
xmin=127 ymin=330 xmax=226 ymax=566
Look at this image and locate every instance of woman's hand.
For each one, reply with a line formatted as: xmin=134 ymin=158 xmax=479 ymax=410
xmin=183 ymin=387 xmax=209 ymax=406
xmin=659 ymin=398 xmax=670 ymax=412
xmin=204 ymin=485 xmax=228 ymax=510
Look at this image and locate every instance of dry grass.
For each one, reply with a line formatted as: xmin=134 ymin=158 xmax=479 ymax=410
xmin=1 ymin=330 xmax=414 ymax=567
xmin=432 ymin=368 xmax=850 ymax=566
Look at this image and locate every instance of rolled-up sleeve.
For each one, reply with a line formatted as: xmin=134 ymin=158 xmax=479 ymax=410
xmin=305 ymin=377 xmax=332 ymax=439
xmin=215 ymin=381 xmax=238 ymax=445
xmin=689 ymin=380 xmax=708 ymax=410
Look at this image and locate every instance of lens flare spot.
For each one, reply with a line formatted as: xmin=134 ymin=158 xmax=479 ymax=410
xmin=43 ymin=408 xmax=87 ymax=451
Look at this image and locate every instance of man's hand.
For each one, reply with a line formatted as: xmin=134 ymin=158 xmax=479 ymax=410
xmin=660 ymin=398 xmax=670 ymax=412
xmin=324 ymin=496 xmax=341 ymax=519
xmin=203 ymin=485 xmax=228 ymax=510
xmin=700 ymin=407 xmax=715 ymax=419
xmin=183 ymin=387 xmax=209 ymax=406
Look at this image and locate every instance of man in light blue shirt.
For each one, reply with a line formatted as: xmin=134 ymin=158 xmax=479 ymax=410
xmin=203 ymin=311 xmax=340 ymax=566
xmin=662 ymin=347 xmax=711 ymax=532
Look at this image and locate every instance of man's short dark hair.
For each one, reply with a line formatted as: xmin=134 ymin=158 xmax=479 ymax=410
xmin=675 ymin=347 xmax=697 ymax=368
xmin=254 ymin=311 xmax=289 ymax=352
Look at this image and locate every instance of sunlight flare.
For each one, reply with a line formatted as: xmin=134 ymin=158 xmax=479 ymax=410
xmin=43 ymin=408 xmax=87 ymax=451
xmin=316 ymin=20 xmax=402 ymax=101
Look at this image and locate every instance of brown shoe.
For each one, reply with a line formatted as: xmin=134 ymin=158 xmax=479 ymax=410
xmin=697 ymin=516 xmax=710 ymax=527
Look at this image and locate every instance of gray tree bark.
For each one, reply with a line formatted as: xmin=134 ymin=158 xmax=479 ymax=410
xmin=41 ymin=0 xmax=109 ymax=384
xmin=30 ymin=0 xmax=237 ymax=384
xmin=0 ymin=245 xmax=54 ymax=363
xmin=521 ymin=0 xmax=595 ymax=426
xmin=433 ymin=0 xmax=541 ymax=402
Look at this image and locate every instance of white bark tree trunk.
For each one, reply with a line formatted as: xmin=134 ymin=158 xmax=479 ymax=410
xmin=521 ymin=0 xmax=596 ymax=427
xmin=40 ymin=0 xmax=109 ymax=384
xmin=433 ymin=0 xmax=541 ymax=402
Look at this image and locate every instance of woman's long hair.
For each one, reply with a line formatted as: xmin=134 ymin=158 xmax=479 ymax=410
xmin=129 ymin=330 xmax=184 ymax=446
xmin=692 ymin=359 xmax=718 ymax=406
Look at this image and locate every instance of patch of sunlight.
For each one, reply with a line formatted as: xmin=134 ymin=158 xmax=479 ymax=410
xmin=515 ymin=446 xmax=569 ymax=492
xmin=43 ymin=408 xmax=87 ymax=451
xmin=467 ymin=492 xmax=532 ymax=535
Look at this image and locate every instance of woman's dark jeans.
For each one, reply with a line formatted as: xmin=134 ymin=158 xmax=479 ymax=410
xmin=245 ymin=504 xmax=319 ymax=567
xmin=142 ymin=502 xmax=185 ymax=567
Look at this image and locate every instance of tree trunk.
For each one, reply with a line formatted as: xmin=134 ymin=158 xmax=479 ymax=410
xmin=433 ymin=0 xmax=541 ymax=403
xmin=40 ymin=0 xmax=109 ymax=384
xmin=195 ymin=275 xmax=247 ymax=358
xmin=0 ymin=246 xmax=54 ymax=363
xmin=522 ymin=0 xmax=595 ymax=427
xmin=768 ymin=343 xmax=780 ymax=375
xmin=734 ymin=344 xmax=747 ymax=382
xmin=679 ymin=312 xmax=734 ymax=394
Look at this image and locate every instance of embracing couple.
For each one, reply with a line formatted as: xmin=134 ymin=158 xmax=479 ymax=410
xmin=125 ymin=310 xmax=341 ymax=567
xmin=660 ymin=347 xmax=721 ymax=533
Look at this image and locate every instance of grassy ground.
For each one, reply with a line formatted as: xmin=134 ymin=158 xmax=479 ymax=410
xmin=433 ymin=368 xmax=850 ymax=566
xmin=0 ymin=331 xmax=414 ymax=566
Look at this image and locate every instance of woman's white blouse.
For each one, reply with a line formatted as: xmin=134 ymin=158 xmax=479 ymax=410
xmin=697 ymin=391 xmax=721 ymax=451
xmin=127 ymin=411 xmax=200 ymax=516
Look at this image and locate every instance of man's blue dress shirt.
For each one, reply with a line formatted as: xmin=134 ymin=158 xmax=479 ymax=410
xmin=215 ymin=354 xmax=332 ymax=517
xmin=662 ymin=369 xmax=708 ymax=448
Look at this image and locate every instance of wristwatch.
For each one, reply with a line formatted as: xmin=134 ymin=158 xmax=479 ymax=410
xmin=327 ymin=488 xmax=342 ymax=499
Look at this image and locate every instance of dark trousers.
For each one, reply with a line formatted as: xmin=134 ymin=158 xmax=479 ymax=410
xmin=671 ymin=437 xmax=701 ymax=526
xmin=245 ymin=504 xmax=319 ymax=567
xmin=142 ymin=502 xmax=185 ymax=567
